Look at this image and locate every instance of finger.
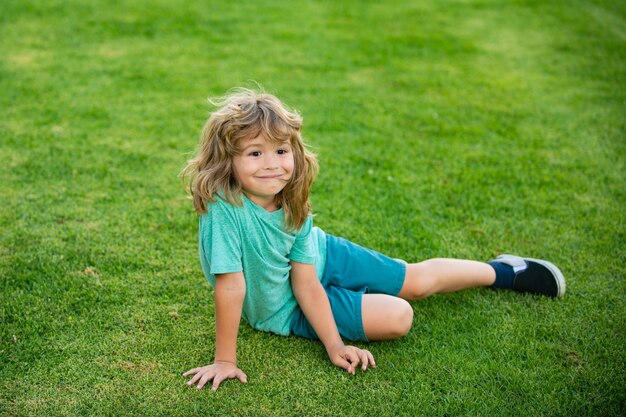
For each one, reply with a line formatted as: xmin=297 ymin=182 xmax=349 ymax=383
xmin=342 ymin=353 xmax=359 ymax=375
xmin=358 ymin=350 xmax=370 ymax=371
xmin=333 ymin=356 xmax=354 ymax=374
xmin=344 ymin=359 xmax=355 ymax=375
xmin=188 ymin=368 xmax=213 ymax=386
xmin=183 ymin=368 xmax=199 ymax=377
xmin=365 ymin=350 xmax=376 ymax=368
xmin=235 ymin=370 xmax=248 ymax=384
xmin=344 ymin=351 xmax=361 ymax=374
xmin=187 ymin=371 xmax=205 ymax=386
xmin=196 ymin=372 xmax=215 ymax=389
xmin=211 ymin=374 xmax=226 ymax=391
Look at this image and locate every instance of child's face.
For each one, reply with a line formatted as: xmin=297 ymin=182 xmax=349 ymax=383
xmin=232 ymin=134 xmax=294 ymax=211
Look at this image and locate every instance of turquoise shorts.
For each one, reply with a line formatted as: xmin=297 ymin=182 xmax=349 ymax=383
xmin=290 ymin=233 xmax=406 ymax=342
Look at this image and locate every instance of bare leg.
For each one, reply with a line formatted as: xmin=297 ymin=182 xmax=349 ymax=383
xmin=362 ymin=259 xmax=496 ymax=340
xmin=361 ymin=294 xmax=413 ymax=341
xmin=397 ymin=258 xmax=496 ymax=300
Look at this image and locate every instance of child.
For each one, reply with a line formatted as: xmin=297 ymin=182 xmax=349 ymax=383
xmin=181 ymin=88 xmax=565 ymax=391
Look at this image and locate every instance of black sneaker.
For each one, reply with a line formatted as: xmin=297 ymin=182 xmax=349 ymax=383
xmin=492 ymin=254 xmax=566 ymax=298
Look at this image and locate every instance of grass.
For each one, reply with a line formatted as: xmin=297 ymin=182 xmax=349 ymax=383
xmin=1 ymin=0 xmax=624 ymax=415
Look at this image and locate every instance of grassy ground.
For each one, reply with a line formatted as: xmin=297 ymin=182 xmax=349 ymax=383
xmin=1 ymin=0 xmax=624 ymax=415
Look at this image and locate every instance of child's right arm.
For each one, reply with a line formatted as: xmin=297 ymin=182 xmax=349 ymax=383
xmin=183 ymin=272 xmax=247 ymax=391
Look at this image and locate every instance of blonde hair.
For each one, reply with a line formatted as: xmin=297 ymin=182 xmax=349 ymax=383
xmin=181 ymin=88 xmax=318 ymax=231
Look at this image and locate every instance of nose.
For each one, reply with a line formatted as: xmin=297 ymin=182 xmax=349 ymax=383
xmin=263 ymin=153 xmax=279 ymax=170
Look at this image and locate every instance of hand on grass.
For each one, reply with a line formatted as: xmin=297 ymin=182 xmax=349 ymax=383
xmin=183 ymin=361 xmax=247 ymax=391
xmin=327 ymin=344 xmax=375 ymax=375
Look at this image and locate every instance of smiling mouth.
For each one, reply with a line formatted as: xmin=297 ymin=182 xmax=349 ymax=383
xmin=256 ymin=174 xmax=284 ymax=180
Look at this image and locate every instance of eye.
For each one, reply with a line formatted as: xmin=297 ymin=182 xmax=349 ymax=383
xmin=249 ymin=151 xmax=261 ymax=157
xmin=277 ymin=149 xmax=288 ymax=155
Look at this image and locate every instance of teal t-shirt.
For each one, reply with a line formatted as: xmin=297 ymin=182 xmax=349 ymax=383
xmin=199 ymin=194 xmax=327 ymax=336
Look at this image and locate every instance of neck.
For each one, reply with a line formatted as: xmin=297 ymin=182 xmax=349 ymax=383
xmin=243 ymin=192 xmax=280 ymax=212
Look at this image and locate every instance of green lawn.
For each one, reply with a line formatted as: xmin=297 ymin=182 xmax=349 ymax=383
xmin=1 ymin=0 xmax=624 ymax=415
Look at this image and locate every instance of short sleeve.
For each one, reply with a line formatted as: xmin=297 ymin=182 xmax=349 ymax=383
xmin=200 ymin=199 xmax=243 ymax=275
xmin=288 ymin=216 xmax=316 ymax=264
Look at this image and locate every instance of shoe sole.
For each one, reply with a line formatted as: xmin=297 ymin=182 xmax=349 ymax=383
xmin=524 ymin=257 xmax=567 ymax=298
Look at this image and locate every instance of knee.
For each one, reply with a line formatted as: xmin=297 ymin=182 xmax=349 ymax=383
xmin=389 ymin=299 xmax=414 ymax=338
xmin=403 ymin=260 xmax=440 ymax=300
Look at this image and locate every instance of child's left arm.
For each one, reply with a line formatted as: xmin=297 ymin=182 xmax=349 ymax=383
xmin=290 ymin=261 xmax=375 ymax=375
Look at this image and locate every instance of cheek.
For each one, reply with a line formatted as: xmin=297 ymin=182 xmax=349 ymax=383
xmin=231 ymin=158 xmax=245 ymax=181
